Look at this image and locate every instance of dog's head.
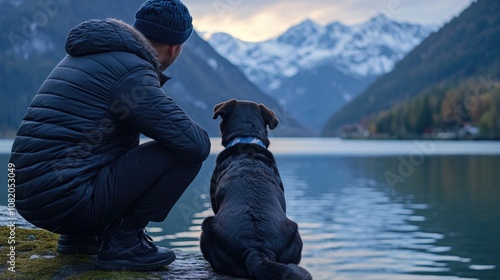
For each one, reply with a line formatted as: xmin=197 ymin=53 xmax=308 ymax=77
xmin=213 ymin=99 xmax=279 ymax=148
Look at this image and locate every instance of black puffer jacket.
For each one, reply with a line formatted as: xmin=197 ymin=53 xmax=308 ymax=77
xmin=10 ymin=19 xmax=210 ymax=232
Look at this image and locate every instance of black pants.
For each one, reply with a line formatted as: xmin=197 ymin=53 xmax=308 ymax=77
xmin=59 ymin=141 xmax=203 ymax=234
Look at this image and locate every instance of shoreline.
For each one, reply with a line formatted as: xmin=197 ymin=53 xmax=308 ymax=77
xmin=1 ymin=138 xmax=500 ymax=156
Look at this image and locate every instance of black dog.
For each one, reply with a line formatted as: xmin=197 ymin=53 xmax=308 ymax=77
xmin=200 ymin=99 xmax=312 ymax=280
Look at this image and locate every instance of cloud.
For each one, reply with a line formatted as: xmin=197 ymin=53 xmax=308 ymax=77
xmin=183 ymin=0 xmax=474 ymax=42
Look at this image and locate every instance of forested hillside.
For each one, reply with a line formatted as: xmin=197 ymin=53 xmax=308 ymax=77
xmin=374 ymin=80 xmax=500 ymax=138
xmin=323 ymin=0 xmax=500 ymax=139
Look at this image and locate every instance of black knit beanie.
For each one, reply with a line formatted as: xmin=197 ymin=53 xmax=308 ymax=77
xmin=133 ymin=0 xmax=193 ymax=45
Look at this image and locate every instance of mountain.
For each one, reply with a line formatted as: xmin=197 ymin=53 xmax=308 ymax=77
xmin=165 ymin=32 xmax=312 ymax=137
xmin=0 ymin=0 xmax=311 ymax=137
xmin=323 ymin=0 xmax=500 ymax=139
xmin=207 ymin=15 xmax=435 ymax=132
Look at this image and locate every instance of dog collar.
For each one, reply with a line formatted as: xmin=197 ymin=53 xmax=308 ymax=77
xmin=226 ymin=137 xmax=266 ymax=149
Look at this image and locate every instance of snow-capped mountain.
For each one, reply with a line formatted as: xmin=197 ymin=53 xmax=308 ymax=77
xmin=209 ymin=14 xmax=435 ymax=93
xmin=207 ymin=15 xmax=436 ymax=132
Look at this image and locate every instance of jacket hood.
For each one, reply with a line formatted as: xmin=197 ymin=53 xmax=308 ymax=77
xmin=65 ymin=18 xmax=166 ymax=82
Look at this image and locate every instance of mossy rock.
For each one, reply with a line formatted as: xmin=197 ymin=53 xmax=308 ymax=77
xmin=0 ymin=227 xmax=153 ymax=279
xmin=0 ymin=227 xmax=242 ymax=280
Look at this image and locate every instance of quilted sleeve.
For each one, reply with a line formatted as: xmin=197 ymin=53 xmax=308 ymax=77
xmin=110 ymin=67 xmax=210 ymax=163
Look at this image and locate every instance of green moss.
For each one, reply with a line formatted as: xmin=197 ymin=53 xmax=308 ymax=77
xmin=68 ymin=271 xmax=162 ymax=280
xmin=0 ymin=227 xmax=162 ymax=280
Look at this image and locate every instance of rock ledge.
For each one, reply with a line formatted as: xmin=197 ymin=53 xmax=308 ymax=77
xmin=0 ymin=206 xmax=242 ymax=279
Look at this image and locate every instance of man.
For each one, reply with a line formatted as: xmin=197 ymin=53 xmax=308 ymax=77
xmin=10 ymin=0 xmax=210 ymax=271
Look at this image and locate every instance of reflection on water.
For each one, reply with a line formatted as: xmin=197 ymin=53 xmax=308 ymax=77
xmin=144 ymin=154 xmax=500 ymax=280
xmin=1 ymin=139 xmax=499 ymax=279
xmin=280 ymin=158 xmax=473 ymax=280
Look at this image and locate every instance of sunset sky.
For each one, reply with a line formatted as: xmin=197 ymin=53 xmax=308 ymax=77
xmin=184 ymin=0 xmax=475 ymax=42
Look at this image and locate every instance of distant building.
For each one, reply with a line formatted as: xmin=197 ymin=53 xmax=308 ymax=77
xmin=340 ymin=124 xmax=370 ymax=139
xmin=435 ymin=123 xmax=480 ymax=140
xmin=458 ymin=123 xmax=480 ymax=138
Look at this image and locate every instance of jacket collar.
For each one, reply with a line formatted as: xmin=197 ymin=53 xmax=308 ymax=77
xmin=160 ymin=73 xmax=170 ymax=87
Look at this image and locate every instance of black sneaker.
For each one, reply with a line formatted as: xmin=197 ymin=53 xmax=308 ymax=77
xmin=57 ymin=233 xmax=104 ymax=255
xmin=94 ymin=225 xmax=176 ymax=271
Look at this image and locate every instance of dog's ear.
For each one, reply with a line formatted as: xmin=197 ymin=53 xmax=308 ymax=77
xmin=259 ymin=104 xmax=279 ymax=130
xmin=213 ymin=99 xmax=238 ymax=120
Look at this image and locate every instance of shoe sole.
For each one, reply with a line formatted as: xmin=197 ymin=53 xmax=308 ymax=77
xmin=94 ymin=254 xmax=176 ymax=271
xmin=56 ymin=244 xmax=100 ymax=255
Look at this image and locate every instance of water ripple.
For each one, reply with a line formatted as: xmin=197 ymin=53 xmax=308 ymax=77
xmin=143 ymin=155 xmax=498 ymax=279
xmin=280 ymin=164 xmax=486 ymax=280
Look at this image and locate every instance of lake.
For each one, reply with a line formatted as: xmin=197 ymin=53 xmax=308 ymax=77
xmin=1 ymin=138 xmax=500 ymax=279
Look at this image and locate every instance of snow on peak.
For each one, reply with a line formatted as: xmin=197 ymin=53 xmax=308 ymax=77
xmin=277 ymin=19 xmax=323 ymax=46
xmin=207 ymin=17 xmax=436 ymax=93
xmin=369 ymin=13 xmax=392 ymax=23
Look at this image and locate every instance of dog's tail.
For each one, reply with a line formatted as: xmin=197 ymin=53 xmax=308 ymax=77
xmin=245 ymin=249 xmax=312 ymax=280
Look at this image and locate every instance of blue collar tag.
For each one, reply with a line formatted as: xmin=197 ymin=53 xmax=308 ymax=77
xmin=226 ymin=137 xmax=266 ymax=149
